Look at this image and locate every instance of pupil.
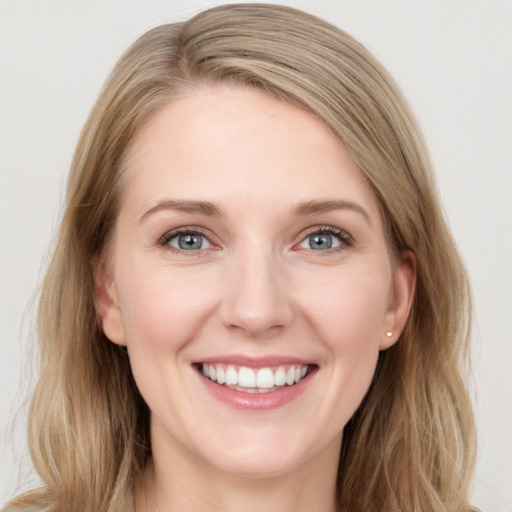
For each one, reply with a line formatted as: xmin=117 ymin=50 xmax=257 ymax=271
xmin=310 ymin=233 xmax=332 ymax=250
xmin=179 ymin=234 xmax=202 ymax=250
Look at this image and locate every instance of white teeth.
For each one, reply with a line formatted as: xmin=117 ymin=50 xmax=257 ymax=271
xmin=286 ymin=367 xmax=295 ymax=386
xmin=256 ymin=368 xmax=274 ymax=389
xmin=238 ymin=367 xmax=256 ymax=387
xmin=225 ymin=366 xmax=238 ymax=385
xmin=208 ymin=364 xmax=216 ymax=382
xmin=216 ymin=367 xmax=226 ymax=385
xmin=274 ymin=367 xmax=286 ymax=386
xmin=201 ymin=363 xmax=310 ymax=391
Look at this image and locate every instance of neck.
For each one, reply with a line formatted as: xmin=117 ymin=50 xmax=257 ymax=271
xmin=135 ymin=431 xmax=341 ymax=512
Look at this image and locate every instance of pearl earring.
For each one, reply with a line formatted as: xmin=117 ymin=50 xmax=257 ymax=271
xmin=386 ymin=331 xmax=393 ymax=337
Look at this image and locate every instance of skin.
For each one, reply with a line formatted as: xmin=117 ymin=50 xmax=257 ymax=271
xmin=95 ymin=84 xmax=415 ymax=512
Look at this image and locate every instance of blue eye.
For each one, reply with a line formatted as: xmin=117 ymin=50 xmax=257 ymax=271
xmin=168 ymin=232 xmax=211 ymax=250
xmin=300 ymin=233 xmax=341 ymax=250
xmin=298 ymin=228 xmax=349 ymax=251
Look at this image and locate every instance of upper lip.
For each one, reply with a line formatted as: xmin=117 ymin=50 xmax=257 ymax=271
xmin=194 ymin=355 xmax=316 ymax=368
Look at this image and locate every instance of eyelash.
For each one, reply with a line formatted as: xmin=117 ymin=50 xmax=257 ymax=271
xmin=158 ymin=225 xmax=353 ymax=254
xmin=298 ymin=225 xmax=353 ymax=253
xmin=158 ymin=227 xmax=214 ymax=253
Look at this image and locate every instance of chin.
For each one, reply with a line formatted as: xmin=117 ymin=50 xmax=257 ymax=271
xmin=206 ymin=448 xmax=306 ymax=479
xmin=194 ymin=425 xmax=339 ymax=480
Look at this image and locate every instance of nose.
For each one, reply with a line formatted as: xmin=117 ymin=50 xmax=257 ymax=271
xmin=219 ymin=245 xmax=294 ymax=339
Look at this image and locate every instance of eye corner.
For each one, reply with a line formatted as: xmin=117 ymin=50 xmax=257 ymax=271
xmin=294 ymin=225 xmax=354 ymax=254
xmin=157 ymin=226 xmax=219 ymax=253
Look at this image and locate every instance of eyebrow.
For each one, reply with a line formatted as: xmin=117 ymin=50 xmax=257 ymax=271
xmin=140 ymin=198 xmax=371 ymax=226
xmin=291 ymin=199 xmax=372 ymax=226
xmin=140 ymin=200 xmax=223 ymax=221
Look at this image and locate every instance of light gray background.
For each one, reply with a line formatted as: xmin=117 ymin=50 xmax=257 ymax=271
xmin=1 ymin=0 xmax=511 ymax=508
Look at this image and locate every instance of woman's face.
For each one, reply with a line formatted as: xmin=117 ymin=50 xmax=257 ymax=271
xmin=97 ymin=85 xmax=414 ymax=479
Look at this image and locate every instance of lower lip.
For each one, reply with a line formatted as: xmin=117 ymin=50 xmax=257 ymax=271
xmin=197 ymin=369 xmax=315 ymax=410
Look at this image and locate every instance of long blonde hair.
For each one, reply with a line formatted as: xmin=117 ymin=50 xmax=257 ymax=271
xmin=9 ymin=4 xmax=476 ymax=511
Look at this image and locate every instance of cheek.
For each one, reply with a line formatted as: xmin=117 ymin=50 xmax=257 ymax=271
xmin=287 ymin=267 xmax=389 ymax=438
xmin=299 ymin=266 xmax=391 ymax=350
xmin=113 ymin=263 xmax=216 ymax=414
xmin=115 ymin=261 xmax=217 ymax=351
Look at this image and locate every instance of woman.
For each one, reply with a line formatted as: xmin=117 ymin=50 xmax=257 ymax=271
xmin=4 ymin=4 xmax=477 ymax=511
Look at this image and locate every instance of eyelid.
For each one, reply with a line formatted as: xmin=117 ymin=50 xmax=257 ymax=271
xmin=294 ymin=225 xmax=354 ymax=251
xmin=158 ymin=226 xmax=219 ymax=251
xmin=157 ymin=224 xmax=353 ymax=253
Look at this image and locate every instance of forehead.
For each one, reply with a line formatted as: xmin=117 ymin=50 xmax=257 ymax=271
xmin=121 ymin=84 xmax=381 ymax=220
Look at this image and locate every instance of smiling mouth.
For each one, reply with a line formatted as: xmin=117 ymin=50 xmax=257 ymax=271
xmin=197 ymin=363 xmax=314 ymax=394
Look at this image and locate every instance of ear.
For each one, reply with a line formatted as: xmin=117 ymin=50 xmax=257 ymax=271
xmin=92 ymin=258 xmax=127 ymax=346
xmin=380 ymin=250 xmax=416 ymax=350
